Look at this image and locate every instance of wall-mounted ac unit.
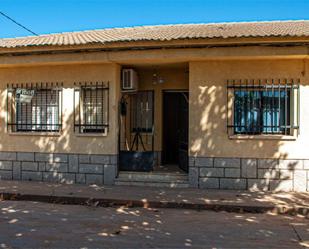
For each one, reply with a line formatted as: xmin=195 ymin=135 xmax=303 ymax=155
xmin=122 ymin=69 xmax=138 ymax=91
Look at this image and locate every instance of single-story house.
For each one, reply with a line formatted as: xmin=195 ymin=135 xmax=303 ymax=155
xmin=0 ymin=20 xmax=309 ymax=192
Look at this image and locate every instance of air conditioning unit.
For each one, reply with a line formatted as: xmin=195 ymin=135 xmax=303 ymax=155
xmin=122 ymin=69 xmax=138 ymax=91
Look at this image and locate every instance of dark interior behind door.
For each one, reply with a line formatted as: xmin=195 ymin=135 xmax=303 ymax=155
xmin=162 ymin=91 xmax=188 ymax=172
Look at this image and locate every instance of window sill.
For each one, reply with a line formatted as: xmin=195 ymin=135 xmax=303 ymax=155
xmin=75 ymin=133 xmax=108 ymax=137
xmin=229 ymin=134 xmax=297 ymax=141
xmin=8 ymin=132 xmax=62 ymax=137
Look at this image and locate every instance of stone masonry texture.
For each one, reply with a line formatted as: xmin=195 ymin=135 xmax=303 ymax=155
xmin=0 ymin=151 xmax=308 ymax=192
xmin=189 ymin=156 xmax=309 ymax=192
xmin=0 ymin=152 xmax=117 ymax=185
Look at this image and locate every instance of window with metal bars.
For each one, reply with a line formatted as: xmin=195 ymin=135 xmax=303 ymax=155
xmin=131 ymin=91 xmax=154 ymax=133
xmin=227 ymin=80 xmax=300 ymax=136
xmin=74 ymin=82 xmax=109 ymax=134
xmin=7 ymin=84 xmax=62 ymax=133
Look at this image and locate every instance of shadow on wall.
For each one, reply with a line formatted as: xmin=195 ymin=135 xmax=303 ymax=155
xmin=190 ymin=81 xmax=303 ymax=192
xmin=0 ymin=84 xmax=115 ymax=184
xmin=0 ymin=86 xmax=112 ymax=154
xmin=0 ymin=63 xmax=118 ymax=156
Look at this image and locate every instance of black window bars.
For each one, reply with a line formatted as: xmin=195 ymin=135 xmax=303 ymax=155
xmin=74 ymin=82 xmax=109 ymax=134
xmin=119 ymin=90 xmax=155 ymax=152
xmin=7 ymin=82 xmax=63 ymax=133
xmin=131 ymin=91 xmax=154 ymax=133
xmin=227 ymin=79 xmax=300 ymax=136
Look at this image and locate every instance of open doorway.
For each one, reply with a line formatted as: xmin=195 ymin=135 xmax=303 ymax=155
xmin=162 ymin=91 xmax=189 ymax=173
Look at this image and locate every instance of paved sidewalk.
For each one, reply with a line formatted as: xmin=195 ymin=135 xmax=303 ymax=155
xmin=0 ymin=180 xmax=308 ymax=216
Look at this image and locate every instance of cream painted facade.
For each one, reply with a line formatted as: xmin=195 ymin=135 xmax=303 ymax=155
xmin=136 ymin=67 xmax=188 ymax=152
xmin=0 ymin=64 xmax=188 ymax=155
xmin=189 ymin=59 xmax=309 ymax=159
xmin=189 ymin=59 xmax=309 ymax=192
xmin=0 ymin=37 xmax=309 ymax=191
xmin=0 ymin=63 xmax=120 ymax=155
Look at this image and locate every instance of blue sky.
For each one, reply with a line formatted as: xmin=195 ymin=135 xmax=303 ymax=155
xmin=1 ymin=0 xmax=309 ymax=38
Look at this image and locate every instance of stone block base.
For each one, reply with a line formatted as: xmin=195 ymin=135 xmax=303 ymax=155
xmin=190 ymin=156 xmax=309 ymax=192
xmin=0 ymin=152 xmax=117 ymax=185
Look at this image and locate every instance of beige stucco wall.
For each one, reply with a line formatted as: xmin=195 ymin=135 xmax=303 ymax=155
xmin=189 ymin=59 xmax=309 ymax=159
xmin=1 ymin=48 xmax=309 ymax=160
xmin=0 ymin=63 xmax=120 ymax=155
xmin=0 ymin=63 xmax=187 ymax=155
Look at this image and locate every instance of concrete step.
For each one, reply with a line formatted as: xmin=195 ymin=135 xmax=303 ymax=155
xmin=115 ymin=171 xmax=189 ymax=188
xmin=117 ymin=171 xmax=188 ymax=182
xmin=115 ymin=180 xmax=190 ymax=188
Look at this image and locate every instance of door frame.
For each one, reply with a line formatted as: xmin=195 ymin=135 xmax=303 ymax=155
xmin=161 ymin=89 xmax=189 ymax=167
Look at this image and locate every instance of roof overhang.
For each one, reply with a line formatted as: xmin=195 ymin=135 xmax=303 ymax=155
xmin=0 ymin=43 xmax=309 ymax=68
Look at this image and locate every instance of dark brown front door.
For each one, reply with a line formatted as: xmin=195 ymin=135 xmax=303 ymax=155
xmin=162 ymin=91 xmax=188 ymax=172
